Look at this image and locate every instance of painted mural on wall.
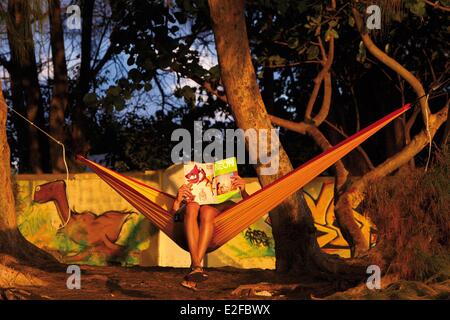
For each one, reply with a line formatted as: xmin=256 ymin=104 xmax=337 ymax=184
xmin=265 ymin=179 xmax=377 ymax=258
xmin=16 ymin=170 xmax=375 ymax=268
xmin=16 ymin=173 xmax=159 ymax=267
xmin=33 ymin=180 xmax=135 ymax=263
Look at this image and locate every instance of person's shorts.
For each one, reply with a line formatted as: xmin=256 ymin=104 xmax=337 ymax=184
xmin=208 ymin=200 xmax=236 ymax=212
xmin=173 ymin=200 xmax=235 ymax=222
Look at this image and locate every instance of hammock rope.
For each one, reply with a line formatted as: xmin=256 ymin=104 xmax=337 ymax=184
xmin=6 ymin=105 xmax=72 ymax=229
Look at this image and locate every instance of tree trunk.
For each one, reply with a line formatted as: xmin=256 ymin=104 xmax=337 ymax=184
xmin=392 ymin=117 xmax=406 ymax=155
xmin=0 ymin=82 xmax=18 ymax=250
xmin=0 ymin=81 xmax=37 ymax=257
xmin=0 ymin=82 xmax=59 ymax=293
xmin=71 ymin=0 xmax=95 ymax=158
xmin=0 ymin=80 xmax=60 ymax=271
xmin=8 ymin=60 xmax=30 ymax=173
xmin=48 ymin=0 xmax=69 ymax=173
xmin=7 ymin=0 xmax=47 ymax=173
xmin=207 ymin=0 xmax=364 ymax=277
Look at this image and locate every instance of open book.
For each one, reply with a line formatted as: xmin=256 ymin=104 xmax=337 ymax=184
xmin=183 ymin=157 xmax=242 ymax=205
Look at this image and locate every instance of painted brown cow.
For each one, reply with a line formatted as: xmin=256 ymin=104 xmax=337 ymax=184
xmin=33 ymin=180 xmax=135 ymax=263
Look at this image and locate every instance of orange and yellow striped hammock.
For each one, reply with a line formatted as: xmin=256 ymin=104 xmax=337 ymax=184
xmin=77 ymin=104 xmax=410 ymax=253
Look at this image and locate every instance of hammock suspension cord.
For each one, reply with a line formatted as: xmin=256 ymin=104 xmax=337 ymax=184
xmin=6 ymin=104 xmax=71 ymax=229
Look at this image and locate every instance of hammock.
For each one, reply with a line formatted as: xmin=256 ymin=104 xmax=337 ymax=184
xmin=76 ymin=104 xmax=410 ymax=253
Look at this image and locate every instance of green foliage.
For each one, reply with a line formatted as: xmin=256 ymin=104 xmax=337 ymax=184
xmin=306 ymin=46 xmax=320 ymax=60
xmin=325 ymin=29 xmax=339 ymax=41
xmin=175 ymin=85 xmax=197 ymax=107
xmin=82 ymin=93 xmax=98 ymax=107
xmin=405 ymin=0 xmax=427 ymax=17
xmin=356 ymin=41 xmax=367 ymax=63
xmin=102 ymin=110 xmax=182 ymax=171
xmin=267 ymin=54 xmax=286 ymax=66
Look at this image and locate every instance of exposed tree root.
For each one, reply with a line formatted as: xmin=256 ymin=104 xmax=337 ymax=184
xmin=324 ymin=275 xmax=450 ymax=300
xmin=0 ymin=230 xmax=63 ymax=270
xmin=0 ymin=256 xmax=47 ymax=288
xmin=232 ymin=282 xmax=303 ymax=298
xmin=0 ymin=287 xmax=49 ymax=300
xmin=0 ymin=253 xmax=58 ymax=300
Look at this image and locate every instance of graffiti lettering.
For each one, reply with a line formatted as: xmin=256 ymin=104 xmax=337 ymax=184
xmin=244 ymin=227 xmax=272 ymax=248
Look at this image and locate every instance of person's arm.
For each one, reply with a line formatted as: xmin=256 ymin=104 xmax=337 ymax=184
xmin=231 ymin=175 xmax=250 ymax=199
xmin=170 ymin=184 xmax=194 ymax=214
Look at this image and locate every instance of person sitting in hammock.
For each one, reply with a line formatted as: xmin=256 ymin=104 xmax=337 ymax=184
xmin=171 ymin=176 xmax=249 ymax=283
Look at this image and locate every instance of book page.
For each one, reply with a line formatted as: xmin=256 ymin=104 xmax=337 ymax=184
xmin=184 ymin=162 xmax=215 ymax=205
xmin=214 ymin=157 xmax=242 ymax=204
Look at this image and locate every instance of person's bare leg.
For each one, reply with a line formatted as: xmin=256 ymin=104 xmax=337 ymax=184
xmin=184 ymin=202 xmax=201 ymax=267
xmin=197 ymin=206 xmax=219 ymax=266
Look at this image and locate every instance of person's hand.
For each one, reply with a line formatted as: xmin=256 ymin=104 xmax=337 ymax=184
xmin=176 ymin=183 xmax=194 ymax=203
xmin=231 ymin=175 xmax=246 ymax=192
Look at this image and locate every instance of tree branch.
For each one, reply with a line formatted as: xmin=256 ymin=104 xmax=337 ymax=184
xmin=352 ymin=8 xmax=431 ymax=125
xmin=322 ymin=119 xmax=375 ymax=170
xmin=154 ymin=73 xmax=167 ymax=111
xmin=91 ymin=44 xmax=115 ymax=80
xmin=351 ymin=103 xmax=448 ymax=200
xmin=313 ymin=71 xmax=332 ymax=125
xmin=423 ymin=0 xmax=450 ymax=12
xmin=269 ymin=114 xmax=348 ymax=188
xmin=304 ymin=1 xmax=336 ymax=124
xmin=304 ymin=36 xmax=334 ymax=121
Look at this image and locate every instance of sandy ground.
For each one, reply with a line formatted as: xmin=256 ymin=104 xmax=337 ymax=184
xmin=3 ymin=265 xmax=342 ymax=300
xmin=2 ymin=264 xmax=448 ymax=300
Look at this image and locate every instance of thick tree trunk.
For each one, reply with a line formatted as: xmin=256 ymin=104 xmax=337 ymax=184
xmin=7 ymin=0 xmax=47 ymax=173
xmin=8 ymin=62 xmax=30 ymax=172
xmin=0 ymin=81 xmax=60 ymax=270
xmin=0 ymin=82 xmax=57 ymax=292
xmin=48 ymin=0 xmax=69 ymax=173
xmin=0 ymin=82 xmax=18 ymax=249
xmin=207 ymin=0 xmax=364 ymax=277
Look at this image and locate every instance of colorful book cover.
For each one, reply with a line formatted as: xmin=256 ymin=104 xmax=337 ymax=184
xmin=183 ymin=157 xmax=241 ymax=205
xmin=213 ymin=157 xmax=241 ymax=204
